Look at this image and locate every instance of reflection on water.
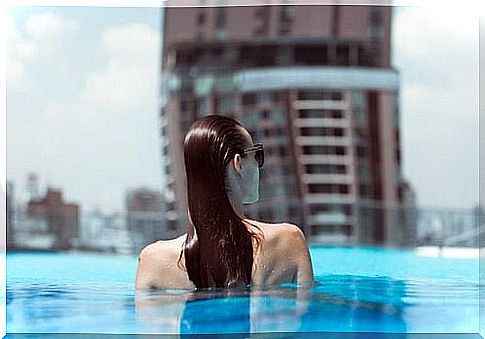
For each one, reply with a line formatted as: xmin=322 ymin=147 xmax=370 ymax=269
xmin=134 ymin=278 xmax=409 ymax=334
xmin=7 ymin=273 xmax=479 ymax=333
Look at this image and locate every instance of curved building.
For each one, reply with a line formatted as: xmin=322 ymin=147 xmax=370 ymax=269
xmin=161 ymin=5 xmax=411 ymax=246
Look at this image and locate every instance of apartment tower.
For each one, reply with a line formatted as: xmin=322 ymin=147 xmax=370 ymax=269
xmin=160 ymin=5 xmax=407 ymax=245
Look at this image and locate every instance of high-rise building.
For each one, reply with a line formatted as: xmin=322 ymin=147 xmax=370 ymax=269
xmin=160 ymin=5 xmax=408 ymax=245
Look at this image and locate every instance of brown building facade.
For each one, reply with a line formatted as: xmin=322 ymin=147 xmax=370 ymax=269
xmin=27 ymin=187 xmax=79 ymax=250
xmin=161 ymin=5 xmax=410 ymax=246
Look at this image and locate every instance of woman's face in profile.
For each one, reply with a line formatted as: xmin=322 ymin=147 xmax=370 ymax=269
xmin=240 ymin=129 xmax=260 ymax=204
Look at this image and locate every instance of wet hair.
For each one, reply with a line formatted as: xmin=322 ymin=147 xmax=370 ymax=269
xmin=178 ymin=114 xmax=263 ymax=289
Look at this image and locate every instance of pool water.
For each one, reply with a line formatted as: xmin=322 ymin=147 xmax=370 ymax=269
xmin=6 ymin=246 xmax=480 ymax=334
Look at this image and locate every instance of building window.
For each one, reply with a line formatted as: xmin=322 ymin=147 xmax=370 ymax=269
xmin=302 ymin=145 xmax=346 ymax=156
xmin=339 ymin=185 xmax=349 ymax=194
xmin=298 ymin=109 xmax=343 ymax=119
xmin=309 ymin=204 xmax=330 ymax=214
xmin=215 ymin=7 xmax=226 ymax=30
xmin=242 ymin=93 xmax=257 ymax=106
xmin=308 ymin=184 xmax=332 ymax=194
xmin=297 ymin=90 xmax=342 ymax=101
xmin=370 ymin=7 xmax=383 ymax=26
xmin=254 ymin=6 xmax=270 ymax=35
xmin=162 ymin=144 xmax=169 ymax=156
xmin=359 ymin=184 xmax=372 ymax=197
xmin=305 ymin=164 xmax=346 ymax=175
xmin=336 ymin=44 xmax=350 ymax=66
xmin=294 ymin=46 xmax=327 ymax=66
xmin=300 ymin=127 xmax=345 ymax=137
xmin=330 ymin=110 xmax=343 ymax=118
xmin=197 ymin=11 xmax=206 ymax=26
xmin=308 ymin=184 xmax=348 ymax=194
xmin=261 ymin=109 xmax=271 ymax=120
xmin=279 ymin=6 xmax=295 ymax=35
xmin=356 ymin=146 xmax=366 ymax=158
xmin=278 ymin=145 xmax=288 ymax=157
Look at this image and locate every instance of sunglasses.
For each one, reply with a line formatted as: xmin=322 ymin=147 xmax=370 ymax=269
xmin=240 ymin=143 xmax=264 ymax=168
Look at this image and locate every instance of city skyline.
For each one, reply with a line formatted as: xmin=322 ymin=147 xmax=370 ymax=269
xmin=5 ymin=5 xmax=479 ymax=212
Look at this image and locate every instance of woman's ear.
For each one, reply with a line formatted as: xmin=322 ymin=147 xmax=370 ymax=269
xmin=232 ymin=153 xmax=242 ymax=174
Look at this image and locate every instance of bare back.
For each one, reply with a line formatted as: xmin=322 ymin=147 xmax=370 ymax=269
xmin=135 ymin=220 xmax=314 ymax=290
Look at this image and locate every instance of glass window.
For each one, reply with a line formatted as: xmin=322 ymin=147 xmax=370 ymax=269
xmin=300 ymin=127 xmax=344 ymax=137
xmin=242 ymin=93 xmax=257 ymax=106
xmin=308 ymin=184 xmax=332 ymax=194
xmin=278 ymin=145 xmax=288 ymax=157
xmin=356 ymin=146 xmax=366 ymax=158
xmin=261 ymin=109 xmax=271 ymax=120
xmin=302 ymin=145 xmax=346 ymax=156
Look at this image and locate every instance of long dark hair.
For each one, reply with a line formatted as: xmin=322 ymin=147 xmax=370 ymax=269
xmin=178 ymin=114 xmax=263 ymax=289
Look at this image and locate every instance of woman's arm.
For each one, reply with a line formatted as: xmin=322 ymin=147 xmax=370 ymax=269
xmin=135 ymin=243 xmax=160 ymax=289
xmin=286 ymin=223 xmax=314 ymax=289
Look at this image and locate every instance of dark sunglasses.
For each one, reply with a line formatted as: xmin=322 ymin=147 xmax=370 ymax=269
xmin=240 ymin=143 xmax=264 ymax=168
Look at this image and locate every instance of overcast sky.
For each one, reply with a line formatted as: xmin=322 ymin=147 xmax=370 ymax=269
xmin=6 ymin=5 xmax=479 ymax=212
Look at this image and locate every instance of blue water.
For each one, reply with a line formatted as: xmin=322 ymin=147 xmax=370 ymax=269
xmin=6 ymin=247 xmax=480 ymax=334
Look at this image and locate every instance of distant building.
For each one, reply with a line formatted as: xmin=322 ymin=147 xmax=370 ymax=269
xmin=26 ymin=172 xmax=40 ymax=202
xmin=79 ymin=209 xmax=133 ymax=254
xmin=27 ymin=187 xmax=79 ymax=250
xmin=161 ymin=5 xmax=406 ymax=246
xmin=397 ymin=180 xmax=418 ymax=246
xmin=474 ymin=205 xmax=485 ymax=247
xmin=7 ymin=181 xmax=15 ymax=248
xmin=126 ymin=187 xmax=178 ymax=253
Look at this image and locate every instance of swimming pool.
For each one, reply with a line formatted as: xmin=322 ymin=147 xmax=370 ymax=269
xmin=6 ymin=246 xmax=481 ymax=335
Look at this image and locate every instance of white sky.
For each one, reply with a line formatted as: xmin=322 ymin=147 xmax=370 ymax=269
xmin=5 ymin=5 xmax=480 ymax=212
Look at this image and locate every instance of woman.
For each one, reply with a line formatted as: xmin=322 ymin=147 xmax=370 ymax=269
xmin=135 ymin=114 xmax=313 ymax=290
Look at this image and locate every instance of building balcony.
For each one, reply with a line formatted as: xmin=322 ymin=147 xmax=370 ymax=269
xmin=293 ymin=100 xmax=349 ymax=110
xmin=298 ymin=155 xmax=352 ymax=164
xmin=302 ymin=174 xmax=354 ymax=184
xmin=294 ymin=118 xmax=350 ymax=128
xmin=304 ymin=194 xmax=355 ymax=204
xmin=296 ymin=136 xmax=352 ymax=146
xmin=163 ymin=66 xmax=400 ymax=95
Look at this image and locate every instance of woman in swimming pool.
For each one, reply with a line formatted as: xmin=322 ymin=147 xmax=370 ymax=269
xmin=135 ymin=114 xmax=313 ymax=290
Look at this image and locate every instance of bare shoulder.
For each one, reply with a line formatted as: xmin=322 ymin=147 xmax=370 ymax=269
xmin=244 ymin=219 xmax=308 ymax=250
xmin=135 ymin=234 xmax=193 ymax=289
xmin=138 ymin=235 xmax=184 ymax=263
